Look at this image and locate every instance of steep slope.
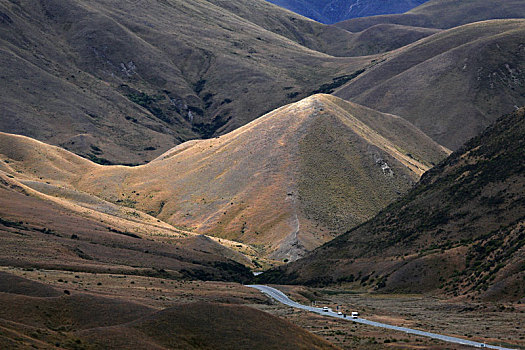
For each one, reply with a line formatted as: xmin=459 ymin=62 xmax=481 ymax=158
xmin=335 ymin=19 xmax=525 ymax=150
xmin=335 ymin=0 xmax=525 ymax=31
xmin=266 ymin=0 xmax=428 ymax=24
xmin=341 ymin=23 xmax=440 ymax=56
xmin=205 ymin=0 xmax=357 ymax=57
xmin=260 ymin=108 xmax=525 ymax=301
xmin=0 ymin=273 xmax=337 ymax=349
xmin=0 ymin=0 xmax=368 ymax=164
xmin=0 ymin=172 xmax=254 ymax=282
xmin=0 ymin=95 xmax=449 ymax=261
xmin=214 ymin=0 xmax=441 ymax=57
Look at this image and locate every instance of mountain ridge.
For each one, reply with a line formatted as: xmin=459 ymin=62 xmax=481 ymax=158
xmin=334 ymin=19 xmax=525 ymax=150
xmin=0 ymin=94 xmax=449 ymax=261
xmin=335 ymin=0 xmax=525 ymax=31
xmin=0 ymin=0 xmax=368 ymax=164
xmin=259 ymin=107 xmax=525 ymax=301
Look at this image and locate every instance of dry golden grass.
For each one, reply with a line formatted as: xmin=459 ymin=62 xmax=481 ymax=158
xmin=335 ymin=0 xmax=525 ymax=31
xmin=0 ymin=95 xmax=448 ymax=261
xmin=261 ymin=108 xmax=525 ymax=303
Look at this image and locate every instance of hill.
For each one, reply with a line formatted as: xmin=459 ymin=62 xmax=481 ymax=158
xmin=341 ymin=23 xmax=440 ymax=56
xmin=265 ymin=0 xmax=429 ymax=24
xmin=0 ymin=0 xmax=367 ymax=165
xmin=80 ymin=302 xmax=338 ymax=349
xmin=0 ymin=94 xmax=449 ymax=261
xmin=0 ymin=272 xmax=336 ymax=349
xmin=334 ymin=19 xmax=525 ymax=150
xmin=335 ymin=0 xmax=525 ymax=31
xmin=259 ymin=108 xmax=525 ymax=301
xmin=0 ymin=166 xmax=255 ymax=281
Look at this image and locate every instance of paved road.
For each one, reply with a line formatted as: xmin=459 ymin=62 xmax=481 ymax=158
xmin=247 ymin=285 xmax=515 ymax=350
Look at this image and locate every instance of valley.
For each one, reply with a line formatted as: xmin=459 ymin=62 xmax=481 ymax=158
xmin=0 ymin=0 xmax=524 ymax=349
xmin=1 ymin=267 xmax=523 ymax=349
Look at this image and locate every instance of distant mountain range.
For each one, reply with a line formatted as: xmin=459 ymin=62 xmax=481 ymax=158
xmin=0 ymin=0 xmax=362 ymax=165
xmin=336 ymin=0 xmax=525 ymax=31
xmin=265 ymin=0 xmax=429 ymax=24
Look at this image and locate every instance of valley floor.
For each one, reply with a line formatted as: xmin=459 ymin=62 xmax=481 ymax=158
xmin=1 ymin=267 xmax=523 ymax=349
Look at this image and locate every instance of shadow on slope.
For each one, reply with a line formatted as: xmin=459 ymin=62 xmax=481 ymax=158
xmin=0 ymin=94 xmax=449 ymax=261
xmin=0 ymin=272 xmax=336 ymax=349
xmin=259 ymin=108 xmax=525 ymax=302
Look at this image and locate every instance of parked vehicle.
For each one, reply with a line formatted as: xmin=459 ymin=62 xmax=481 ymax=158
xmin=351 ymin=311 xmax=359 ymax=318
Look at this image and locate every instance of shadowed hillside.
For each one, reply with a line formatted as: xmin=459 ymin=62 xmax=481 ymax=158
xmin=336 ymin=0 xmax=525 ymax=31
xmin=259 ymin=108 xmax=525 ymax=301
xmin=80 ymin=302 xmax=338 ymax=349
xmin=0 ymin=95 xmax=449 ymax=261
xmin=0 ymin=0 xmax=368 ymax=164
xmin=340 ymin=23 xmax=440 ymax=56
xmin=335 ymin=19 xmax=525 ymax=150
xmin=0 ymin=272 xmax=337 ymax=349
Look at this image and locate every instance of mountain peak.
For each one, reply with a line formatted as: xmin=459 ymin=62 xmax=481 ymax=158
xmin=0 ymin=96 xmax=448 ymax=261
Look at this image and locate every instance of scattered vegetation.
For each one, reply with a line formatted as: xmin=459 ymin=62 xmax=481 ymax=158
xmin=312 ymin=69 xmax=365 ymax=94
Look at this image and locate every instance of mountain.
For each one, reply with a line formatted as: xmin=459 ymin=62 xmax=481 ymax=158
xmin=335 ymin=0 xmax=525 ymax=31
xmin=0 ymin=272 xmax=336 ymax=349
xmin=265 ymin=0 xmax=429 ymax=24
xmin=259 ymin=108 xmax=525 ymax=301
xmin=0 ymin=94 xmax=449 ymax=261
xmin=334 ymin=19 xmax=525 ymax=150
xmin=0 ymin=0 xmax=367 ymax=165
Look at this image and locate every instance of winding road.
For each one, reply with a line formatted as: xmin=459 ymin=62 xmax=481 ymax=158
xmin=247 ymin=285 xmax=515 ymax=350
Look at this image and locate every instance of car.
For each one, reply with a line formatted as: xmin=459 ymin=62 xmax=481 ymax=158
xmin=351 ymin=311 xmax=359 ymax=318
xmin=337 ymin=311 xmax=343 ymax=315
xmin=322 ymin=306 xmax=329 ymax=312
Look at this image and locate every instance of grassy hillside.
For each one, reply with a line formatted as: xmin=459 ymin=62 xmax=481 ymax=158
xmin=335 ymin=19 xmax=525 ymax=150
xmin=0 ymin=165 xmax=255 ymax=281
xmin=341 ymin=23 xmax=440 ymax=56
xmin=0 ymin=0 xmax=369 ymax=164
xmin=205 ymin=0 xmax=358 ymax=57
xmin=0 ymin=95 xmax=449 ymax=261
xmin=0 ymin=272 xmax=337 ymax=349
xmin=259 ymin=108 xmax=525 ymax=301
xmin=335 ymin=0 xmax=525 ymax=31
xmin=266 ymin=0 xmax=428 ymax=24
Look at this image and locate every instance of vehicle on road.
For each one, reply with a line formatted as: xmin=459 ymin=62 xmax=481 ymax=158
xmin=351 ymin=311 xmax=359 ymax=318
xmin=337 ymin=311 xmax=343 ymax=315
xmin=322 ymin=306 xmax=329 ymax=312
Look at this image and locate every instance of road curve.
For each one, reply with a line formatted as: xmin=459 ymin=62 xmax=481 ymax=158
xmin=247 ymin=285 xmax=515 ymax=350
